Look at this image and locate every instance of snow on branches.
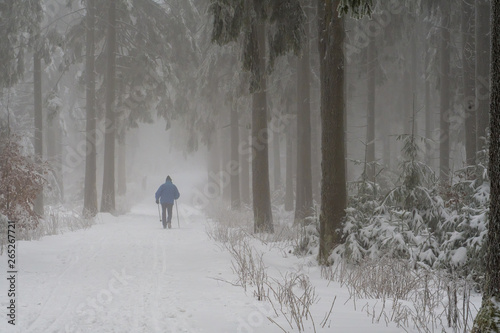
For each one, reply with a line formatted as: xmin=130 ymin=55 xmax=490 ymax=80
xmin=336 ymin=133 xmax=489 ymax=282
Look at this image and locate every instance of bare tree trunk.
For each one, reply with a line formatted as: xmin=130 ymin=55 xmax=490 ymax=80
xmin=472 ymin=1 xmax=500 ymax=330
xmin=46 ymin=111 xmax=64 ymax=203
xmin=403 ymin=68 xmax=411 ymax=135
xmin=295 ymin=2 xmax=313 ymax=221
xmin=240 ymin=124 xmax=251 ymax=206
xmin=231 ymin=102 xmax=241 ymax=210
xmin=366 ymin=39 xmax=376 ymax=182
xmin=440 ymin=5 xmax=451 ymax=185
xmin=83 ymin=0 xmax=98 ymax=218
xmin=463 ymin=0 xmax=477 ymax=166
xmin=117 ymin=133 xmax=126 ymax=196
xmin=252 ymin=21 xmax=273 ymax=233
xmin=207 ymin=129 xmax=221 ymax=200
xmin=221 ymin=127 xmax=231 ymax=202
xmin=411 ymin=30 xmax=418 ymax=135
xmin=383 ymin=133 xmax=390 ymax=168
xmin=33 ymin=48 xmax=44 ymax=217
xmin=101 ymin=0 xmax=116 ymax=213
xmin=425 ymin=48 xmax=433 ymax=167
xmin=318 ymin=0 xmax=346 ymax=263
xmin=273 ymin=120 xmax=281 ymax=191
xmin=475 ymin=0 xmax=491 ymax=152
xmin=285 ymin=117 xmax=294 ymax=211
xmin=311 ymin=94 xmax=321 ymax=203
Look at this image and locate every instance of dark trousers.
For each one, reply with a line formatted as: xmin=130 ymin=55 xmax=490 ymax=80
xmin=161 ymin=203 xmax=173 ymax=227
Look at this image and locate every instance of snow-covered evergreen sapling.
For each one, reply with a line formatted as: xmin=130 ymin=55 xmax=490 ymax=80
xmin=438 ymin=137 xmax=490 ymax=282
xmin=337 ymin=132 xmax=446 ymax=268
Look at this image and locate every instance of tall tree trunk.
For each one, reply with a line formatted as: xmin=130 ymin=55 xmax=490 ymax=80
xmin=295 ymin=3 xmax=313 ymax=221
xmin=285 ymin=116 xmax=294 ymax=211
xmin=311 ymin=93 xmax=321 ymax=203
xmin=318 ymin=0 xmax=346 ymax=263
xmin=33 ymin=49 xmax=44 ymax=217
xmin=273 ymin=120 xmax=281 ymax=191
xmin=231 ymin=102 xmax=241 ymax=210
xmin=463 ymin=0 xmax=477 ymax=166
xmin=383 ymin=133 xmax=390 ymax=168
xmin=425 ymin=49 xmax=433 ymax=167
xmin=475 ymin=0 xmax=491 ymax=152
xmin=366 ymin=39 xmax=376 ymax=182
xmin=403 ymin=68 xmax=412 ymax=135
xmin=252 ymin=21 xmax=273 ymax=233
xmin=101 ymin=0 xmax=117 ymax=213
xmin=472 ymin=1 xmax=500 ymax=330
xmin=411 ymin=30 xmax=418 ymax=135
xmin=240 ymin=124 xmax=251 ymax=206
xmin=117 ymin=134 xmax=126 ymax=196
xmin=208 ymin=129 xmax=221 ymax=200
xmin=46 ymin=111 xmax=64 ymax=203
xmin=221 ymin=127 xmax=231 ymax=202
xmin=83 ymin=0 xmax=98 ymax=217
xmin=440 ymin=5 xmax=451 ymax=185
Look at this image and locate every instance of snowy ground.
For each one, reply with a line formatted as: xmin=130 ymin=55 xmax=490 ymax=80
xmin=1 ymin=200 xmax=472 ymax=332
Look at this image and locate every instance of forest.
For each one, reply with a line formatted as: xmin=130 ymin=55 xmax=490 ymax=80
xmin=1 ymin=0 xmax=500 ymax=331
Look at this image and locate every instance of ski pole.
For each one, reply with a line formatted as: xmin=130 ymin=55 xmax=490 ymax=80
xmin=157 ymin=203 xmax=161 ymax=222
xmin=175 ymin=200 xmax=180 ymax=228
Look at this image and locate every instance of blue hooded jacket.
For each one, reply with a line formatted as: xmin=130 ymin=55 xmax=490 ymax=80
xmin=155 ymin=180 xmax=180 ymax=204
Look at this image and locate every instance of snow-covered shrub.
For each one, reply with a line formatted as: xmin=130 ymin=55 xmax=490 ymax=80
xmin=0 ymin=133 xmax=48 ymax=229
xmin=337 ymin=134 xmax=446 ymax=268
xmin=438 ymin=147 xmax=489 ymax=282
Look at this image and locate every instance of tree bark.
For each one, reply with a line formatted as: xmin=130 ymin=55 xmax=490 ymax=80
xmin=240 ymin=123 xmax=251 ymax=206
xmin=486 ymin=0 xmax=500 ymax=299
xmin=475 ymin=0 xmax=491 ymax=152
xmin=285 ymin=116 xmax=294 ymax=211
xmin=425 ymin=48 xmax=433 ymax=168
xmin=117 ymin=133 xmax=126 ymax=196
xmin=231 ymin=102 xmax=241 ymax=210
xmin=472 ymin=1 xmax=500 ymax=330
xmin=101 ymin=0 xmax=117 ymax=213
xmin=83 ymin=0 xmax=98 ymax=217
xmin=295 ymin=2 xmax=313 ymax=221
xmin=366 ymin=38 xmax=376 ymax=182
xmin=463 ymin=0 xmax=477 ymax=166
xmin=221 ymin=127 xmax=231 ymax=202
xmin=440 ymin=5 xmax=451 ymax=185
xmin=311 ymin=93 xmax=321 ymax=203
xmin=273 ymin=119 xmax=281 ymax=191
xmin=252 ymin=20 xmax=273 ymax=233
xmin=33 ymin=48 xmax=44 ymax=217
xmin=318 ymin=0 xmax=346 ymax=263
xmin=46 ymin=110 xmax=64 ymax=203
xmin=207 ymin=129 xmax=221 ymax=200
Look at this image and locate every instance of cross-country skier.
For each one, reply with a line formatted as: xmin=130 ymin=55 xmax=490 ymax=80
xmin=155 ymin=176 xmax=180 ymax=229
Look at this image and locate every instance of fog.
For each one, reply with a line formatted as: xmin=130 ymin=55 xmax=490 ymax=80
xmin=2 ymin=0 xmax=500 ymax=331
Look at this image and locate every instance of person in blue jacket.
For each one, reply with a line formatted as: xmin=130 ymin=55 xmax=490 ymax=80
xmin=155 ymin=175 xmax=180 ymax=229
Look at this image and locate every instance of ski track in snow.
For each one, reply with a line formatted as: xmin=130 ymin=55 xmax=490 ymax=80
xmin=0 ymin=200 xmax=414 ymax=333
xmin=0 ymin=202 xmax=250 ymax=333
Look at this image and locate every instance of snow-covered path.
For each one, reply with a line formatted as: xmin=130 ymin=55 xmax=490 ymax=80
xmin=1 ymin=201 xmax=411 ymax=333
xmin=3 ymin=202 xmax=274 ymax=333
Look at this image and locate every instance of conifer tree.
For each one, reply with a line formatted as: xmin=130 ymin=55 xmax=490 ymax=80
xmin=210 ymin=0 xmax=305 ymax=232
xmin=472 ymin=0 xmax=500 ymax=330
xmin=317 ymin=0 xmax=372 ymax=263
